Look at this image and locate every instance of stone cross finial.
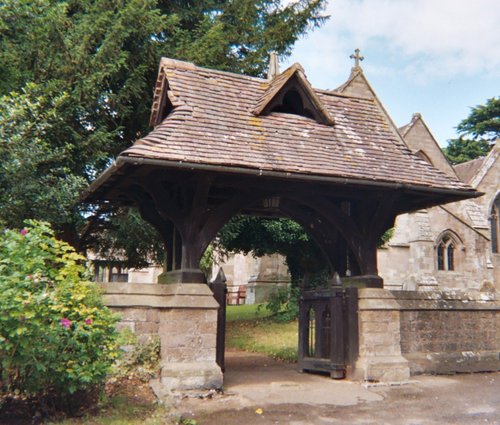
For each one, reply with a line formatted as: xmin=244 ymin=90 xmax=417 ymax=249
xmin=350 ymin=48 xmax=364 ymax=68
xmin=267 ymin=51 xmax=279 ymax=79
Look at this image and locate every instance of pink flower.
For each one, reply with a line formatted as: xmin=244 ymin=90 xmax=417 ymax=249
xmin=60 ymin=318 xmax=71 ymax=329
xmin=85 ymin=318 xmax=92 ymax=325
xmin=20 ymin=229 xmax=27 ymax=236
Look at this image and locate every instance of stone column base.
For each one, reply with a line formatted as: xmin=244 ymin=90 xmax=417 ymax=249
xmin=160 ymin=361 xmax=223 ymax=390
xmin=353 ymin=356 xmax=410 ymax=382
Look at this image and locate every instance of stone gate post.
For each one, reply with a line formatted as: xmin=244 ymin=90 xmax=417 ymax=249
xmin=103 ymin=282 xmax=223 ymax=391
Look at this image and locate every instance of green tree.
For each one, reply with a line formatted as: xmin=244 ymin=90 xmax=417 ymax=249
xmin=456 ymin=97 xmax=500 ymax=142
xmin=216 ymin=216 xmax=328 ymax=283
xmin=216 ymin=216 xmax=329 ymax=321
xmin=0 ymin=0 xmax=327 ymax=264
xmin=444 ymin=97 xmax=499 ymax=164
xmin=443 ymin=137 xmax=492 ymax=165
xmin=0 ymin=83 xmax=86 ymax=230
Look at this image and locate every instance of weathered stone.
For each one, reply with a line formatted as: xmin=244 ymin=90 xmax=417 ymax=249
xmin=146 ymin=309 xmax=160 ymax=322
xmin=356 ymin=288 xmax=500 ymax=379
xmin=104 ymin=283 xmax=222 ymax=392
xmin=353 ymin=356 xmax=410 ymax=382
xmin=355 ymin=289 xmax=410 ymax=383
xmin=135 ymin=322 xmax=159 ymax=334
xmin=115 ymin=322 xmax=135 ymax=333
xmin=116 ymin=307 xmax=148 ymax=322
xmin=160 ymin=362 xmax=222 ymax=390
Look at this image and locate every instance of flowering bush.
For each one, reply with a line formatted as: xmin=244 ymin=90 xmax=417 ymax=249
xmin=0 ymin=221 xmax=119 ymax=406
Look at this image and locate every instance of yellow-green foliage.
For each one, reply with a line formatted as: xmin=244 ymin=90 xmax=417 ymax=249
xmin=0 ymin=220 xmax=120 ymax=398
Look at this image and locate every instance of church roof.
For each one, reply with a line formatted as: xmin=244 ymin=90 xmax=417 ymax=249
xmin=117 ymin=58 xmax=474 ymax=195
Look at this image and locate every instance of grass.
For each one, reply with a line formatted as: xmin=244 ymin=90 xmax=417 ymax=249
xmin=226 ymin=303 xmax=272 ymax=322
xmin=226 ymin=304 xmax=298 ymax=362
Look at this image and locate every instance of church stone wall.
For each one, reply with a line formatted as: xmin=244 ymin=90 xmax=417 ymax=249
xmin=431 ymin=206 xmax=492 ymax=290
xmin=378 ymin=204 xmax=494 ymax=291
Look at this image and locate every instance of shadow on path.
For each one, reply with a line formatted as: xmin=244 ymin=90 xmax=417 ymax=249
xmin=174 ymin=350 xmax=500 ymax=425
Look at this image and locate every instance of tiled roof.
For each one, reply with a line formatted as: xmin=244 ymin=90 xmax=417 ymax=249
xmin=122 ymin=58 xmax=474 ymax=193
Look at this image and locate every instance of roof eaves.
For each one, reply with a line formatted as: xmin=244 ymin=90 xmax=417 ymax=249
xmin=118 ymin=155 xmax=479 ymax=196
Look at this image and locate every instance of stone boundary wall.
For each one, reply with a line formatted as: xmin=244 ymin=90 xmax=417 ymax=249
xmin=354 ymin=289 xmax=500 ymax=382
xmin=396 ymin=290 xmax=500 ymax=374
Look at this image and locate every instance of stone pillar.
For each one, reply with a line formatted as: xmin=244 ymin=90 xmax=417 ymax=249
xmin=103 ymin=283 xmax=223 ymax=391
xmin=353 ymin=288 xmax=410 ymax=382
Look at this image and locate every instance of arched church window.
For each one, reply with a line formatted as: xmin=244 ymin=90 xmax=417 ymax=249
xmin=436 ymin=234 xmax=456 ymax=271
xmin=491 ymin=194 xmax=500 ymax=253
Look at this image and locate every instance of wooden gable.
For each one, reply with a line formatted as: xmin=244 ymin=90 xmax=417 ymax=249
xmin=252 ymin=63 xmax=334 ymax=126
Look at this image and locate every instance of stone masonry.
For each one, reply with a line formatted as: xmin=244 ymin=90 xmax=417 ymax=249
xmin=112 ymin=307 xmax=160 ymax=344
xmin=103 ymin=283 xmax=223 ymax=391
xmin=354 ymin=288 xmax=500 ymax=382
xmin=397 ymin=290 xmax=500 ymax=374
xmin=353 ymin=289 xmax=410 ymax=382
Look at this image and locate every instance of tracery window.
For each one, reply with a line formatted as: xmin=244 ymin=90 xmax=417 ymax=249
xmin=437 ymin=234 xmax=456 ymax=271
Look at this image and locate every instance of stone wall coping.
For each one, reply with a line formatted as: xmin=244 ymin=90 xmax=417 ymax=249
xmin=102 ymin=283 xmax=219 ymax=309
xmin=358 ymin=288 xmax=500 ymax=311
xmin=101 ymin=282 xmax=212 ymax=295
xmin=357 ymin=288 xmax=401 ymax=310
xmin=392 ymin=290 xmax=498 ymax=302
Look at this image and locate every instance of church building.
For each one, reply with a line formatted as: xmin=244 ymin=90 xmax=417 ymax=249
xmin=378 ymin=115 xmax=499 ymax=292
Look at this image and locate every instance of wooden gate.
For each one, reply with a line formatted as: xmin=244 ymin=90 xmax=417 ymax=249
xmin=209 ymin=269 xmax=227 ymax=372
xmin=298 ymin=286 xmax=358 ymax=378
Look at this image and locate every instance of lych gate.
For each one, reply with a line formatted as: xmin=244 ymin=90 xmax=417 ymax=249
xmin=83 ymin=56 xmax=479 ymax=391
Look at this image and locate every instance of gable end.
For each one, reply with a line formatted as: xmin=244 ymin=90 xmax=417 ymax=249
xmin=252 ymin=64 xmax=334 ymax=126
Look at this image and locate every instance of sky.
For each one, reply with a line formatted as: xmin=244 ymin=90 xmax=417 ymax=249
xmin=282 ymin=0 xmax=500 ymax=146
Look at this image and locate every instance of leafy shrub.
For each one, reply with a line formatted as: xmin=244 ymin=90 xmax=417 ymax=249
xmin=265 ymin=286 xmax=300 ymax=322
xmin=0 ymin=221 xmax=119 ymax=411
xmin=110 ymin=332 xmax=160 ymax=382
xmin=265 ymin=269 xmax=331 ymax=322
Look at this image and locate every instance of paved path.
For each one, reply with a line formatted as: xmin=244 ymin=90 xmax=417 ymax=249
xmin=173 ymin=351 xmax=500 ymax=425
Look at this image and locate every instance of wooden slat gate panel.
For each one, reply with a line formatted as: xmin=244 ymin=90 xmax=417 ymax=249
xmin=298 ymin=287 xmax=358 ymax=378
xmin=209 ymin=275 xmax=227 ymax=372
